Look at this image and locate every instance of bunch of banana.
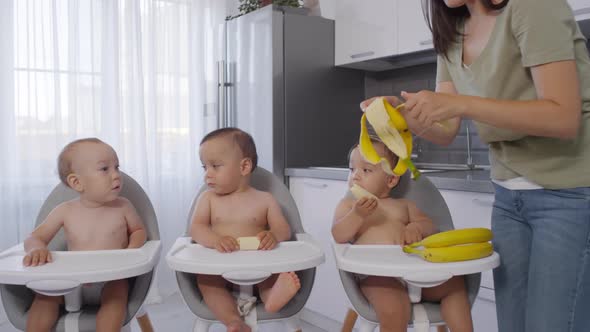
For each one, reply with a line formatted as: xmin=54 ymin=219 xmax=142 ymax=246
xmin=403 ymin=228 xmax=494 ymax=263
xmin=360 ymin=97 xmax=420 ymax=179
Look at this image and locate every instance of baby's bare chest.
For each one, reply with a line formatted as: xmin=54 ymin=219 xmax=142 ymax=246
xmin=209 ymin=196 xmax=268 ymax=227
xmin=63 ymin=208 xmax=128 ymax=249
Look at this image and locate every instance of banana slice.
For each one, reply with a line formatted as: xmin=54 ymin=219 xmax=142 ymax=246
xmin=237 ymin=236 xmax=260 ymax=250
xmin=350 ymin=184 xmax=378 ymax=200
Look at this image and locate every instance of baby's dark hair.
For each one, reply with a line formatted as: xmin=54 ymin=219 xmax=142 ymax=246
xmin=58 ymin=137 xmax=106 ymax=186
xmin=348 ymin=138 xmax=399 ymax=168
xmin=200 ymin=127 xmax=258 ymax=172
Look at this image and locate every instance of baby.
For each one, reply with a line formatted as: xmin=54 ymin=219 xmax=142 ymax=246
xmin=332 ymin=140 xmax=473 ymax=332
xmin=191 ymin=127 xmax=301 ymax=332
xmin=22 ymin=138 xmax=147 ymax=332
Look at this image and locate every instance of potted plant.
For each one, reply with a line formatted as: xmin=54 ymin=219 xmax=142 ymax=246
xmin=229 ymin=0 xmax=303 ymax=20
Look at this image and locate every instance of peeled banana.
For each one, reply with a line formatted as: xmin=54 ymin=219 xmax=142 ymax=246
xmin=408 ymin=228 xmax=493 ymax=248
xmin=349 ymin=184 xmax=378 ymax=200
xmin=360 ymin=98 xmax=420 ymax=179
xmin=403 ymin=242 xmax=494 ymax=263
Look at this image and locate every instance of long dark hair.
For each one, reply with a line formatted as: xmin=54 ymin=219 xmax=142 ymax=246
xmin=424 ymin=0 xmax=509 ymax=58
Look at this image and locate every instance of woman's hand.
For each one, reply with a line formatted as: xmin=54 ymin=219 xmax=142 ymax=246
xmin=359 ymin=96 xmax=403 ymax=112
xmin=401 ymin=90 xmax=464 ymax=130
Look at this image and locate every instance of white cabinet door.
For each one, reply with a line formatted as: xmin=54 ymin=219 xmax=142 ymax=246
xmin=568 ymin=0 xmax=590 ymax=20
xmin=439 ymin=190 xmax=495 ymax=293
xmin=289 ymin=177 xmax=351 ymax=323
xmin=335 ymin=0 xmax=397 ymax=66
xmin=396 ymin=0 xmax=433 ymax=54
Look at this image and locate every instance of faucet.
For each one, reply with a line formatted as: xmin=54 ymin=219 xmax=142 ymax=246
xmin=466 ymin=121 xmax=475 ymax=169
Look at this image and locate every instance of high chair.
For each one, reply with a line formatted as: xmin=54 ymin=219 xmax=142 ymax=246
xmin=0 ymin=172 xmax=161 ymax=332
xmin=333 ymin=175 xmax=500 ymax=332
xmin=166 ymin=167 xmax=325 ymax=332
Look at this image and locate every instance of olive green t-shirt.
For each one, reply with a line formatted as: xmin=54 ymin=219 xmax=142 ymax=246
xmin=436 ymin=0 xmax=590 ymax=189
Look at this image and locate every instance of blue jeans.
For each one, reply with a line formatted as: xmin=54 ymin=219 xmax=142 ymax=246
xmin=492 ymin=184 xmax=590 ymax=332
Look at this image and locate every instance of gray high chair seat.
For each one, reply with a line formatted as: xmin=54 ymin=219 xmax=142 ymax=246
xmin=338 ymin=174 xmax=481 ymax=330
xmin=175 ymin=167 xmax=316 ymax=329
xmin=0 ymin=172 xmax=160 ymax=332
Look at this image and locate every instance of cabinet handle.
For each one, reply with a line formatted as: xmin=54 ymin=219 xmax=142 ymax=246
xmin=419 ymin=39 xmax=433 ymax=46
xmin=303 ymin=181 xmax=328 ymax=189
xmin=350 ymin=51 xmax=375 ymax=59
xmin=472 ymin=197 xmax=494 ymax=207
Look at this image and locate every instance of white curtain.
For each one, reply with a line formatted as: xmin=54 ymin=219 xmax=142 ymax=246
xmin=0 ymin=0 xmax=226 ymax=322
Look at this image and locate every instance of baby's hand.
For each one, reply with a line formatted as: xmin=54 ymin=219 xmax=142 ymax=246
xmin=353 ymin=197 xmax=378 ymax=218
xmin=257 ymin=231 xmax=277 ymax=250
xmin=404 ymin=223 xmax=423 ymax=245
xmin=214 ymin=236 xmax=239 ymax=253
xmin=23 ymin=247 xmax=52 ymax=267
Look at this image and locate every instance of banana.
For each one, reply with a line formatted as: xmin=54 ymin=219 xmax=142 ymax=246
xmin=349 ymin=184 xmax=378 ymax=200
xmin=408 ymin=228 xmax=493 ymax=248
xmin=403 ymin=242 xmax=494 ymax=263
xmin=359 ymin=113 xmax=395 ymax=175
xmin=360 ymin=98 xmax=420 ymax=179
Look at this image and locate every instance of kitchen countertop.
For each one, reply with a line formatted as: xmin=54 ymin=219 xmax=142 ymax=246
xmin=285 ymin=167 xmax=494 ymax=194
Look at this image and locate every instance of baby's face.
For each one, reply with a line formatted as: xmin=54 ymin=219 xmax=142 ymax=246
xmin=71 ymin=142 xmax=122 ymax=203
xmin=348 ymin=146 xmax=396 ymax=198
xmin=199 ymin=136 xmax=246 ymax=195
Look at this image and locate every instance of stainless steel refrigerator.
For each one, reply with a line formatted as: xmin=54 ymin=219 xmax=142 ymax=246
xmin=217 ymin=5 xmax=365 ymax=181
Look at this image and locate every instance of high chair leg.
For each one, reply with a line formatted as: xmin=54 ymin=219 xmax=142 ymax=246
xmin=341 ymin=308 xmax=358 ymax=332
xmin=136 ymin=312 xmax=154 ymax=332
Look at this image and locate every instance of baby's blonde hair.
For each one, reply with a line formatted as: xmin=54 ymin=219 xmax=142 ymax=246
xmin=57 ymin=138 xmax=106 ymax=186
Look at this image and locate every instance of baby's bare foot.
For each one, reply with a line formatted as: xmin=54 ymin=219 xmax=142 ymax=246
xmin=264 ymin=272 xmax=301 ymax=313
xmin=227 ymin=320 xmax=251 ymax=332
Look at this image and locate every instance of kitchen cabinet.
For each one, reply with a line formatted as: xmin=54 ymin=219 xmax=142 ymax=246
xmin=335 ymin=0 xmax=398 ymax=66
xmin=396 ymin=0 xmax=433 ymax=55
xmin=289 ymin=177 xmax=351 ymax=323
xmin=335 ymin=0 xmax=435 ymax=69
xmin=569 ymin=0 xmax=590 ymax=20
xmin=439 ymin=189 xmax=495 ymax=295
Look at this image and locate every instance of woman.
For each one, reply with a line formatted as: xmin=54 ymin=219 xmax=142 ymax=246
xmin=364 ymin=0 xmax=590 ymax=331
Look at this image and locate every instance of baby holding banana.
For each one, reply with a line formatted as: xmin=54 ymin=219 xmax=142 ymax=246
xmin=190 ymin=128 xmax=301 ymax=332
xmin=331 ymin=99 xmax=474 ymax=332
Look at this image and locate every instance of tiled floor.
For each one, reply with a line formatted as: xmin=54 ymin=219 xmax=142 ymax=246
xmin=0 ymin=293 xmax=327 ymax=332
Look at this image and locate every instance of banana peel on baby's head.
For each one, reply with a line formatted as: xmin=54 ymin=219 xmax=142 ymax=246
xmin=360 ymin=97 xmax=421 ymax=179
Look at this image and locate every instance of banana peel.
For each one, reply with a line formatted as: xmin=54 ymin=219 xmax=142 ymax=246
xmin=360 ymin=98 xmax=420 ymax=179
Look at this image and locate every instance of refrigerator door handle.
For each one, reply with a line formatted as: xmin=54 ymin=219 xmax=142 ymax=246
xmin=217 ymin=60 xmax=226 ymax=128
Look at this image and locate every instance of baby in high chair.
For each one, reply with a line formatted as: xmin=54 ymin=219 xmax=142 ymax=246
xmin=332 ymin=140 xmax=474 ymax=332
xmin=191 ymin=127 xmax=301 ymax=332
xmin=22 ymin=138 xmax=147 ymax=332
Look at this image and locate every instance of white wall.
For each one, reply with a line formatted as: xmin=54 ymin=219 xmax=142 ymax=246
xmin=318 ymin=0 xmax=335 ymax=20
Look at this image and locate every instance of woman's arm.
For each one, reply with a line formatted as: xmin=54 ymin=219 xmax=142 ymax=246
xmin=402 ymin=60 xmax=582 ymax=140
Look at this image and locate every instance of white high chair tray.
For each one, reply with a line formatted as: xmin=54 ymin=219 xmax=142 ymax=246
xmin=0 ymin=240 xmax=161 ymax=286
xmin=333 ymin=243 xmax=500 ymax=287
xmin=166 ymin=234 xmax=324 ymax=276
